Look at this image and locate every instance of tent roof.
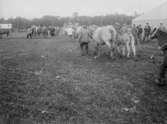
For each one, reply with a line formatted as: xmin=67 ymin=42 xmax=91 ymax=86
xmin=133 ymin=1 xmax=167 ymax=22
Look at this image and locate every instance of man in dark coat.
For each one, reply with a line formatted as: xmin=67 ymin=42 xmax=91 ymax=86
xmin=132 ymin=24 xmax=139 ymax=45
xmin=143 ymin=23 xmax=151 ymax=42
xmin=151 ymin=23 xmax=167 ymax=86
xmin=136 ymin=24 xmax=143 ymax=43
xmin=77 ymin=26 xmax=90 ymax=56
xmin=27 ymin=27 xmax=33 ymax=39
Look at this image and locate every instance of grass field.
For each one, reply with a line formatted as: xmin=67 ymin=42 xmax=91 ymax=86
xmin=0 ymin=32 xmax=167 ymax=124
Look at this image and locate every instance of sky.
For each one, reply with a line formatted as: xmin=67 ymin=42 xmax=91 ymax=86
xmin=0 ymin=0 xmax=167 ymax=19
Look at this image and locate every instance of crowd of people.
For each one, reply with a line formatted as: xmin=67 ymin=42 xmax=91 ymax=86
xmin=132 ymin=23 xmax=151 ymax=44
xmin=132 ymin=22 xmax=167 ymax=44
xmin=75 ymin=22 xmax=167 ymax=86
xmin=26 ymin=25 xmax=60 ymax=39
xmin=25 ymin=21 xmax=167 ymax=86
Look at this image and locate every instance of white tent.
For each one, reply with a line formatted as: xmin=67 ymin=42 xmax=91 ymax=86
xmin=132 ymin=1 xmax=167 ymax=28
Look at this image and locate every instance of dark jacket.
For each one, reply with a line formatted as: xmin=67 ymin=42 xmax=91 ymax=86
xmin=144 ymin=25 xmax=151 ymax=35
xmin=78 ymin=28 xmax=90 ymax=43
xmin=137 ymin=26 xmax=143 ymax=34
xmin=154 ymin=29 xmax=167 ymax=51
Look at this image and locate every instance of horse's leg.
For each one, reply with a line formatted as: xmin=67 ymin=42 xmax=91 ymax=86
xmin=39 ymin=32 xmax=41 ymax=37
xmin=7 ymin=32 xmax=9 ymax=37
xmin=143 ymin=34 xmax=146 ymax=42
xmin=47 ymin=31 xmax=50 ymax=37
xmin=116 ymin=46 xmax=121 ymax=57
xmin=94 ymin=43 xmax=100 ymax=58
xmin=126 ymin=42 xmax=130 ymax=58
xmin=80 ymin=42 xmax=84 ymax=56
xmin=30 ymin=33 xmax=32 ymax=39
xmin=109 ymin=46 xmax=115 ymax=58
xmin=43 ymin=32 xmax=45 ymax=38
xmin=139 ymin=34 xmax=142 ymax=43
xmin=83 ymin=43 xmax=86 ymax=55
xmin=130 ymin=37 xmax=136 ymax=57
xmin=27 ymin=33 xmax=31 ymax=39
xmin=35 ymin=31 xmax=37 ymax=37
xmin=33 ymin=31 xmax=35 ymax=37
xmin=122 ymin=46 xmax=126 ymax=57
xmin=105 ymin=41 xmax=114 ymax=58
xmin=137 ymin=34 xmax=140 ymax=44
xmin=85 ymin=43 xmax=89 ymax=55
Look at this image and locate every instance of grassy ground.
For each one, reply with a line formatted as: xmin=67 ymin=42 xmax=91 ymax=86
xmin=0 ymin=33 xmax=167 ymax=124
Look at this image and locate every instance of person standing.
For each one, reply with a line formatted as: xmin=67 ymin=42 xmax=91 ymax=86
xmin=27 ymin=27 xmax=33 ymax=39
xmin=143 ymin=23 xmax=151 ymax=42
xmin=132 ymin=24 xmax=139 ymax=45
xmin=136 ymin=24 xmax=143 ymax=43
xmin=77 ymin=26 xmax=90 ymax=56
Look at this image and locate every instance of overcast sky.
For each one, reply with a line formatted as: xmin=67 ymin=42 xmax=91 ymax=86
xmin=0 ymin=0 xmax=167 ymax=19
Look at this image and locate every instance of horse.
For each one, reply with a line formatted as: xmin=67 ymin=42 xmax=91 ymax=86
xmin=150 ymin=28 xmax=167 ymax=86
xmin=65 ymin=27 xmax=75 ymax=38
xmin=116 ymin=26 xmax=136 ymax=58
xmin=87 ymin=25 xmax=98 ymax=39
xmin=92 ymin=25 xmax=117 ymax=58
xmin=27 ymin=25 xmax=39 ymax=38
xmin=0 ymin=30 xmax=10 ymax=38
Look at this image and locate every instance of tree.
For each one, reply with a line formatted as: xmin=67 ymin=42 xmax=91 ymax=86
xmin=0 ymin=13 xmax=134 ymax=31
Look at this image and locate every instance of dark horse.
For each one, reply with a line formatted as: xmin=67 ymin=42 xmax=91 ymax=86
xmin=0 ymin=30 xmax=10 ymax=38
xmin=151 ymin=28 xmax=167 ymax=86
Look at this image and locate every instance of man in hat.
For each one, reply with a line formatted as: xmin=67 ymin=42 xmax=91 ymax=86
xmin=136 ymin=24 xmax=143 ymax=43
xmin=77 ymin=26 xmax=90 ymax=56
xmin=132 ymin=24 xmax=139 ymax=45
xmin=143 ymin=22 xmax=151 ymax=42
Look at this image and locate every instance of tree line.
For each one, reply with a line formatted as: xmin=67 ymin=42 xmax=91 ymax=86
xmin=0 ymin=14 xmax=134 ymax=31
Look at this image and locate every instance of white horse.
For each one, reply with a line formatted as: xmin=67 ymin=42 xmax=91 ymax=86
xmin=87 ymin=25 xmax=98 ymax=39
xmin=92 ymin=25 xmax=117 ymax=58
xmin=116 ymin=27 xmax=136 ymax=58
